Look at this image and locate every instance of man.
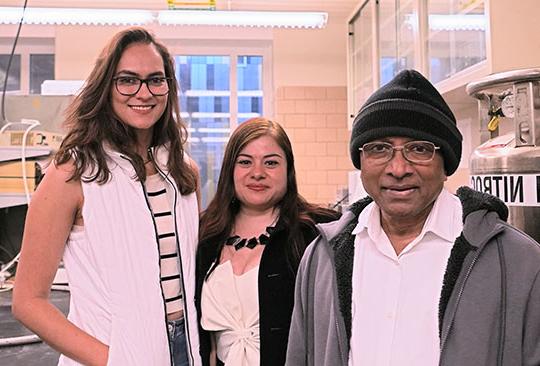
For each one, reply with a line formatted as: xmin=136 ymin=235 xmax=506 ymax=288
xmin=285 ymin=69 xmax=540 ymax=366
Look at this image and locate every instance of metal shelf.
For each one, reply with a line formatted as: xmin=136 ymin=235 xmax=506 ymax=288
xmin=0 ymin=193 xmax=29 ymax=209
xmin=0 ymin=146 xmax=51 ymax=163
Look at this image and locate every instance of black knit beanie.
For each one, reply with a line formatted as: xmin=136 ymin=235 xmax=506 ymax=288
xmin=349 ymin=69 xmax=462 ymax=175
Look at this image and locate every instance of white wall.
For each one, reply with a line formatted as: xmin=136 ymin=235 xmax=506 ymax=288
xmin=1 ymin=2 xmax=351 ymax=88
xmin=54 ymin=26 xmax=123 ymax=80
xmin=488 ymin=0 xmax=540 ymax=73
xmin=273 ymin=21 xmax=348 ymax=87
xmin=54 ymin=22 xmax=349 ymax=88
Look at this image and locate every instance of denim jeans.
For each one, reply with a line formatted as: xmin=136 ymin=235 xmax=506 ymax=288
xmin=168 ymin=317 xmax=189 ymax=366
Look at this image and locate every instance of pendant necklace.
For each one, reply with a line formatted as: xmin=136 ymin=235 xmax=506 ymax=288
xmin=225 ymin=217 xmax=279 ymax=251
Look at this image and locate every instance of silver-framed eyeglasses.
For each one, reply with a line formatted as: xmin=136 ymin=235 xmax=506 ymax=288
xmin=359 ymin=140 xmax=440 ymax=164
xmin=113 ymin=76 xmax=171 ymax=96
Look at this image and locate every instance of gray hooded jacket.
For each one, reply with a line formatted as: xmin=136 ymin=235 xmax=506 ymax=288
xmin=286 ymin=187 xmax=540 ymax=366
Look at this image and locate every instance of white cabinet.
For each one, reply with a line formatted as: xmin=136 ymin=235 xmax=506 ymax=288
xmin=347 ymin=0 xmax=488 ymax=123
xmin=348 ymin=0 xmax=375 ymax=128
xmin=426 ymin=0 xmax=487 ymax=84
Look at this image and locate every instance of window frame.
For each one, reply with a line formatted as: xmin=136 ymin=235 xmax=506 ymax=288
xmin=165 ymin=39 xmax=273 ymax=208
xmin=0 ymin=37 xmax=54 ymax=94
xmin=166 ymin=39 xmax=273 ymax=129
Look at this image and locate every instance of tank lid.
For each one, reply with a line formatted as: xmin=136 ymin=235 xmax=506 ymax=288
xmin=466 ymin=68 xmax=540 ymax=98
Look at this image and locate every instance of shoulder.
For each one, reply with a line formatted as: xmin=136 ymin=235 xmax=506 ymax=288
xmin=197 ymin=236 xmax=221 ymax=261
xmin=310 ymin=209 xmax=341 ymax=224
xmin=463 ymin=202 xmax=540 ymax=260
xmin=296 ymin=232 xmax=336 ymax=281
xmin=317 ymin=210 xmax=357 ymax=242
xmin=304 ymin=212 xmax=355 ymax=261
xmin=196 ymin=237 xmax=221 ymax=277
xmin=297 ymin=209 xmax=338 ymax=233
xmin=32 ymin=159 xmax=83 ymax=212
xmin=468 ymin=215 xmax=540 ymax=284
xmin=41 ymin=159 xmax=81 ymax=192
xmin=298 ymin=235 xmax=325 ymax=264
xmin=499 ymin=222 xmax=540 ymax=257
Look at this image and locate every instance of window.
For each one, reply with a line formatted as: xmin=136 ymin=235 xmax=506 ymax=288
xmin=29 ymin=54 xmax=54 ymax=94
xmin=170 ymin=41 xmax=272 ymax=208
xmin=175 ymin=55 xmax=231 ymax=209
xmin=0 ymin=54 xmax=21 ymax=91
xmin=378 ymin=0 xmax=418 ymax=86
xmin=348 ymin=0 xmax=374 ymax=125
xmin=237 ymin=55 xmax=263 ymax=123
xmin=427 ymin=0 xmax=487 ymax=83
xmin=0 ymin=38 xmax=55 ymax=94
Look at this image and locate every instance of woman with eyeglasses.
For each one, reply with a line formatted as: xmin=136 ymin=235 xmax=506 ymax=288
xmin=12 ymin=27 xmax=202 ymax=366
xmin=195 ymin=118 xmax=339 ymax=366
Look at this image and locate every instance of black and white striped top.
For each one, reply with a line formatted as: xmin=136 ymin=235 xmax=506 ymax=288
xmin=145 ymin=173 xmax=183 ymax=315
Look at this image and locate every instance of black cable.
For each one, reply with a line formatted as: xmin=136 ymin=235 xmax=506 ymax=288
xmin=1 ymin=0 xmax=29 ymax=123
xmin=331 ymin=192 xmax=349 ymax=210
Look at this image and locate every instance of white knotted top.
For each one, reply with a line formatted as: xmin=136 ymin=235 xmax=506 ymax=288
xmin=201 ymin=261 xmax=260 ymax=366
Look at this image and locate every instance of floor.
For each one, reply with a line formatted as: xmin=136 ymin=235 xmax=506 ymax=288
xmin=0 ymin=288 xmax=69 ymax=365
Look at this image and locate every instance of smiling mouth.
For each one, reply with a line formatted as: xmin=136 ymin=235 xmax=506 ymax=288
xmin=383 ymin=186 xmax=417 ymax=195
xmin=130 ymin=105 xmax=154 ymax=111
xmin=247 ymin=185 xmax=268 ymax=191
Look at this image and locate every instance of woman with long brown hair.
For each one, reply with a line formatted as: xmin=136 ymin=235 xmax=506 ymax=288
xmin=12 ymin=28 xmax=201 ymax=366
xmin=196 ymin=118 xmax=338 ymax=365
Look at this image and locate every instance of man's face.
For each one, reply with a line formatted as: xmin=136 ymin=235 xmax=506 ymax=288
xmin=360 ymin=136 xmax=447 ymax=226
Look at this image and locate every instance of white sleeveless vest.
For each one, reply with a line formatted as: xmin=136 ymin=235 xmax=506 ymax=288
xmin=59 ymin=146 xmax=201 ymax=366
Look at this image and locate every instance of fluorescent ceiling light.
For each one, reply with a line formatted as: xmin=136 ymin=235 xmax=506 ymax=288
xmin=0 ymin=7 xmax=327 ymax=29
xmin=157 ymin=10 xmax=327 ymax=29
xmin=0 ymin=7 xmax=153 ymax=26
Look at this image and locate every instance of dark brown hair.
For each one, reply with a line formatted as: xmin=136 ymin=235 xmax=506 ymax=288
xmin=55 ymin=27 xmax=197 ymax=193
xmin=199 ymin=117 xmax=336 ymax=270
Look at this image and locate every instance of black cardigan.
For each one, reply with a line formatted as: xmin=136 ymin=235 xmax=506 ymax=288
xmin=195 ymin=213 xmax=338 ymax=366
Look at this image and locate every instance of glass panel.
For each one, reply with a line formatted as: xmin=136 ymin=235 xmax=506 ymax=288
xmin=175 ymin=55 xmax=231 ymax=208
xmin=30 ymin=54 xmax=54 ymax=94
xmin=350 ymin=0 xmax=374 ymax=113
xmin=379 ymin=0 xmax=398 ymax=85
xmin=0 ymin=54 xmax=21 ymax=91
xmin=428 ymin=0 xmax=486 ymax=83
xmin=237 ymin=55 xmax=263 ymax=123
xmin=398 ymin=0 xmax=417 ymax=72
xmin=379 ymin=0 xmax=417 ymax=86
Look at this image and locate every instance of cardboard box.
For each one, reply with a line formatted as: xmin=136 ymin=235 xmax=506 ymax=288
xmin=0 ymin=160 xmax=41 ymax=193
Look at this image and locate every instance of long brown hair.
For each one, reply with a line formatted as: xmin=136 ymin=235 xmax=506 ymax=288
xmin=199 ymin=117 xmax=336 ymax=270
xmin=55 ymin=27 xmax=197 ymax=194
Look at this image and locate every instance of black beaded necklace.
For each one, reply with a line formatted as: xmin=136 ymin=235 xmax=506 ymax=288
xmin=225 ymin=225 xmax=277 ymax=251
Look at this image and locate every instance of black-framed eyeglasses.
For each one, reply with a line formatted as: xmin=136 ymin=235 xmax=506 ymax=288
xmin=359 ymin=140 xmax=440 ymax=164
xmin=113 ymin=76 xmax=171 ymax=96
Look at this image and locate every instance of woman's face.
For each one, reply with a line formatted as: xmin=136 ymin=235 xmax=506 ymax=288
xmin=111 ymin=42 xmax=168 ymax=138
xmin=233 ymin=135 xmax=288 ymax=213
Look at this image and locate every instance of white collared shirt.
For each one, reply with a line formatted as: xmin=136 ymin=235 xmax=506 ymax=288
xmin=348 ymin=188 xmax=463 ymax=366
